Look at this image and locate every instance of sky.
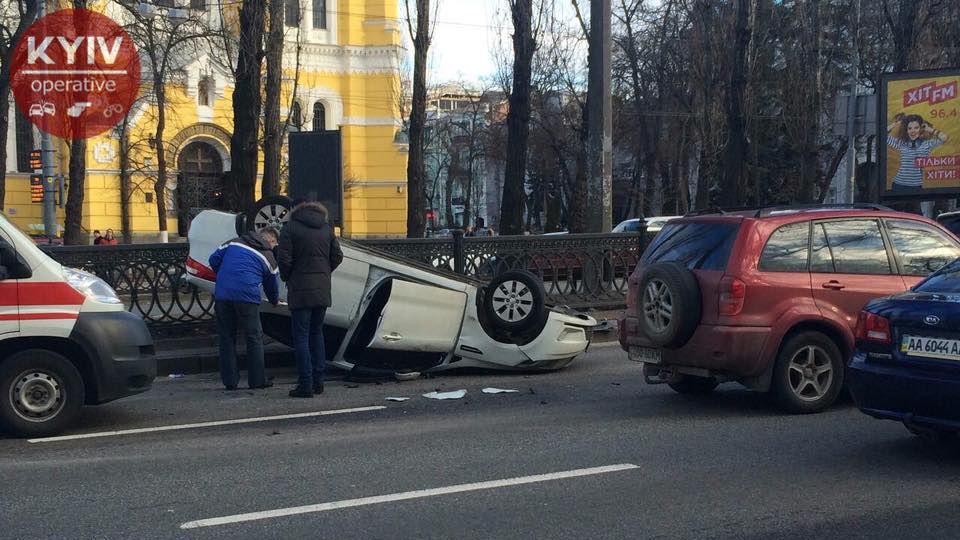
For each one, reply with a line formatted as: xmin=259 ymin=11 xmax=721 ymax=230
xmin=420 ymin=0 xmax=506 ymax=85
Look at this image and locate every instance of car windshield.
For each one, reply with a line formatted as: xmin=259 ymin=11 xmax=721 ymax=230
xmin=641 ymin=221 xmax=739 ymax=271
xmin=913 ymin=257 xmax=960 ymax=293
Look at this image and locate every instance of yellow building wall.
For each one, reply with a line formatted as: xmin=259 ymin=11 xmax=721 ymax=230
xmin=4 ymin=0 xmax=408 ymax=240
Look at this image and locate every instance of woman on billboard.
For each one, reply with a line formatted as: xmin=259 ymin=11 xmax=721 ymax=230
xmin=887 ymin=113 xmax=949 ymax=190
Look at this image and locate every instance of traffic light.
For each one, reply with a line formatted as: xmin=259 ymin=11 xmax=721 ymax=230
xmin=30 ymin=175 xmax=43 ymax=203
xmin=29 ymin=150 xmax=41 ymax=171
xmin=426 ymin=209 xmax=435 ymax=222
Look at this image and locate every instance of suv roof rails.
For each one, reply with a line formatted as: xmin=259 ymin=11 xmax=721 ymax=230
xmin=683 ymin=206 xmax=758 ymax=217
xmin=754 ymin=203 xmax=894 ymax=218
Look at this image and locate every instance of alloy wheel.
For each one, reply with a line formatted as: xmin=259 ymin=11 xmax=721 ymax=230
xmin=254 ymin=204 xmax=290 ymax=231
xmin=787 ymin=345 xmax=834 ymax=402
xmin=491 ymin=280 xmax=534 ymax=323
xmin=642 ymin=278 xmax=674 ymax=332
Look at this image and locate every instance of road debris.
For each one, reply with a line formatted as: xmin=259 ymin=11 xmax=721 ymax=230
xmin=385 ymin=397 xmax=411 ymax=402
xmin=482 ymin=387 xmax=520 ymax=394
xmin=422 ymin=389 xmax=467 ymax=400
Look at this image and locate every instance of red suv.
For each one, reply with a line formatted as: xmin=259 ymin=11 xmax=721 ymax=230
xmin=619 ymin=205 xmax=960 ymax=413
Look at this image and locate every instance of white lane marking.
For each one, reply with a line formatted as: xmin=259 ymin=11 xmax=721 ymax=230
xmin=28 ymin=406 xmax=386 ymax=443
xmin=180 ymin=463 xmax=640 ymax=529
xmin=591 ymin=341 xmax=621 ymax=349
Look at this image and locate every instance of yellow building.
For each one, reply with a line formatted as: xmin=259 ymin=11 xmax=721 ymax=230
xmin=3 ymin=0 xmax=408 ymax=241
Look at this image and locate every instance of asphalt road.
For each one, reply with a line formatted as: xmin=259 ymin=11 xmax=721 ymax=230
xmin=3 ymin=344 xmax=960 ymax=539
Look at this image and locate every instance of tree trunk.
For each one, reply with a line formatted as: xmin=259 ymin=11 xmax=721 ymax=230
xmin=0 ymin=1 xmax=39 ymax=211
xmin=154 ymin=77 xmax=169 ymax=235
xmin=720 ymin=0 xmax=751 ymax=207
xmin=891 ymin=0 xmax=919 ymax=71
xmin=500 ymin=0 xmax=534 ymax=235
xmin=444 ymin=170 xmax=454 ymax=226
xmin=0 ymin=85 xmax=11 ymax=212
xmin=695 ymin=145 xmax=711 ymax=209
xmin=228 ymin=0 xmax=266 ymax=212
xmin=62 ymin=0 xmax=89 ymax=245
xmin=406 ymin=0 xmax=430 ymax=238
xmin=64 ymin=138 xmax=86 ymax=245
xmin=119 ymin=117 xmax=133 ymax=244
xmin=262 ymin=0 xmax=284 ymax=198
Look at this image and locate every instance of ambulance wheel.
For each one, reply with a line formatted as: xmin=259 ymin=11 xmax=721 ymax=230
xmin=0 ymin=350 xmax=84 ymax=438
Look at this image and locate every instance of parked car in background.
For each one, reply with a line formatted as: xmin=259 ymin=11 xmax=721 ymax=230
xmin=613 ymin=216 xmax=681 ymax=235
xmin=619 ymin=204 xmax=960 ymax=413
xmin=849 ymin=259 xmax=960 ymax=442
xmin=187 ymin=209 xmax=596 ymax=375
xmin=936 ymin=210 xmax=960 ymax=238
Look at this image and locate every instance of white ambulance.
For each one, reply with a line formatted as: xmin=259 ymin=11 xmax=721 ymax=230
xmin=0 ymin=215 xmax=155 ymax=437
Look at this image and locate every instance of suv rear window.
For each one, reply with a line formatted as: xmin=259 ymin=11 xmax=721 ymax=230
xmin=759 ymin=222 xmax=810 ymax=272
xmin=642 ymin=222 xmax=739 ymax=271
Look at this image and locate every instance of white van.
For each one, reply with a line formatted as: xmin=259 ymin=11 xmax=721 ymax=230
xmin=0 ymin=215 xmax=155 ymax=437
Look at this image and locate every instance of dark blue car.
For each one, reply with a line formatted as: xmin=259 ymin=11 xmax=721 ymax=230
xmin=849 ymin=258 xmax=960 ymax=442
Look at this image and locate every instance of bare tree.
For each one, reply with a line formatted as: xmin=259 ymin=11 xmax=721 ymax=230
xmin=113 ymin=0 xmax=212 ymax=240
xmin=0 ymin=0 xmax=39 ymax=210
xmin=64 ymin=0 xmax=89 ymax=245
xmin=404 ymin=0 xmax=437 ymax=238
xmin=719 ymin=0 xmax=753 ymax=207
xmin=226 ymin=0 xmax=266 ymax=211
xmin=500 ymin=0 xmax=537 ymax=235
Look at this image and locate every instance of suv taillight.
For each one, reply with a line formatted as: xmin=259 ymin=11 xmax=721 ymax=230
xmin=719 ymin=276 xmax=746 ymax=316
xmin=855 ymin=311 xmax=891 ymax=344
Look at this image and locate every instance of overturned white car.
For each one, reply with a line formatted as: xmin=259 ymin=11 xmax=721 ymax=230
xmin=185 ymin=208 xmax=596 ymax=374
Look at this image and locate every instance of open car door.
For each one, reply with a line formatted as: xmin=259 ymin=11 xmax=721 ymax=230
xmin=343 ymin=279 xmax=467 ymax=371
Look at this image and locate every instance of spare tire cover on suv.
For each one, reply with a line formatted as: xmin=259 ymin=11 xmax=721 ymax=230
xmin=638 ymin=262 xmax=701 ymax=348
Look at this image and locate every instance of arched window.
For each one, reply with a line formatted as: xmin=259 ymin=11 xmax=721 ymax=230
xmin=289 ymin=102 xmax=303 ymax=131
xmin=312 ymin=102 xmax=326 ymax=131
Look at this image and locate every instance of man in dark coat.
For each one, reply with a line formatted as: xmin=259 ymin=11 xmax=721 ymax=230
xmin=278 ymin=202 xmax=343 ymax=397
xmin=209 ymin=228 xmax=280 ymax=390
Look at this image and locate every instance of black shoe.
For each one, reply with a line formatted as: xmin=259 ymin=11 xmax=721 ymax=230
xmin=249 ymin=381 xmax=274 ymax=389
xmin=313 ymin=383 xmax=324 ymax=395
xmin=225 ymin=384 xmax=238 ymax=391
xmin=289 ymin=387 xmax=314 ymax=398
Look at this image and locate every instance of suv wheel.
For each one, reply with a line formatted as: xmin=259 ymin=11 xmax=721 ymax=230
xmin=0 ymin=350 xmax=84 ymax=438
xmin=772 ymin=331 xmax=844 ymax=414
xmin=668 ymin=375 xmax=719 ymax=395
xmin=638 ymin=262 xmax=701 ymax=348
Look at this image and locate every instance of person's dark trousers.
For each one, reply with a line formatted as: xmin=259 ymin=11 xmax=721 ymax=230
xmin=215 ymin=300 xmax=267 ymax=388
xmin=291 ymin=307 xmax=328 ymax=391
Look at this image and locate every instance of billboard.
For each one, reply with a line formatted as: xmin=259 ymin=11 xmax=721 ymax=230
xmin=880 ymin=69 xmax=960 ymax=199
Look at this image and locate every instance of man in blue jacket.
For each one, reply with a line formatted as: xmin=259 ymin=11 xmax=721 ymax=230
xmin=209 ymin=228 xmax=280 ymax=390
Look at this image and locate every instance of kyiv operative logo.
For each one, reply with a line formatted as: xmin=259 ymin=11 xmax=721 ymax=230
xmin=10 ymin=9 xmax=140 ymax=140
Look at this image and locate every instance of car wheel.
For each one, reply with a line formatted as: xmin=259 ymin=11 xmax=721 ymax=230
xmin=772 ymin=331 xmax=844 ymax=414
xmin=247 ymin=195 xmax=293 ymax=233
xmin=637 ymin=262 xmax=701 ymax=348
xmin=667 ymin=375 xmax=719 ymax=395
xmin=483 ymin=270 xmax=546 ymax=333
xmin=905 ymin=424 xmax=958 ymax=444
xmin=0 ymin=350 xmax=84 ymax=438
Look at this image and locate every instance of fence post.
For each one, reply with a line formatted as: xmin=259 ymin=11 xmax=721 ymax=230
xmin=453 ymin=229 xmax=465 ymax=274
xmin=638 ymin=218 xmax=649 ymax=256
